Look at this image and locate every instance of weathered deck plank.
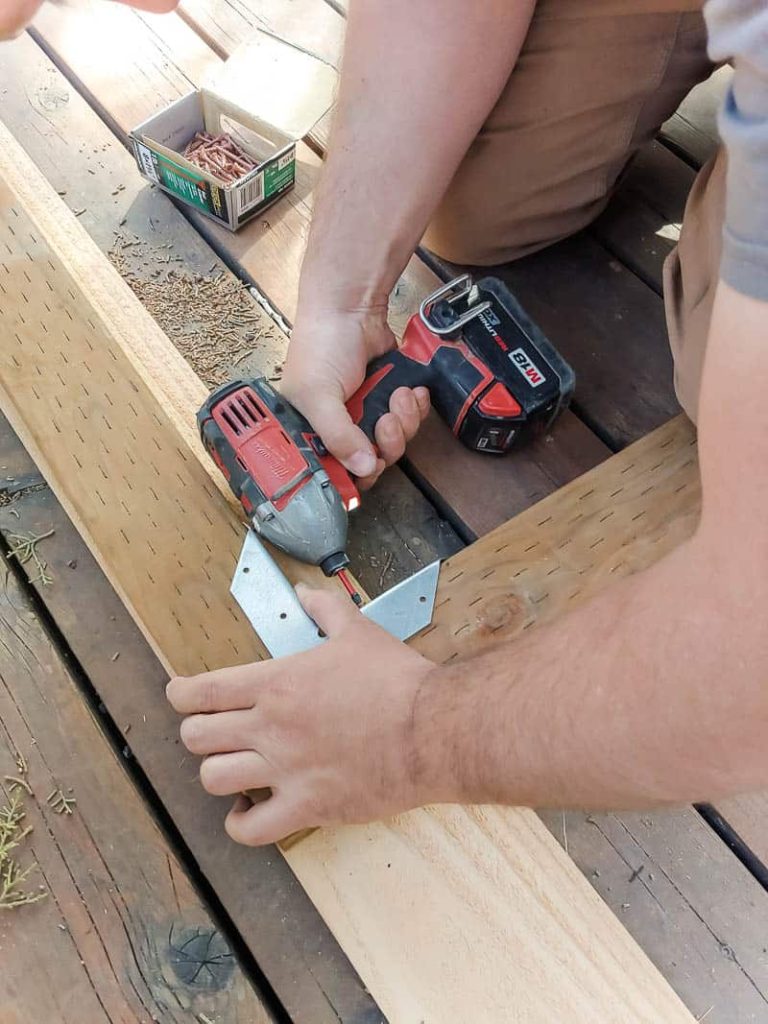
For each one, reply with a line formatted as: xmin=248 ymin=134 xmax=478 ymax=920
xmin=0 ymin=549 xmax=272 ymax=1024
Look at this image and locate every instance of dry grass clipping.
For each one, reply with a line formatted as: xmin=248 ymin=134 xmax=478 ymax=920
xmin=7 ymin=530 xmax=54 ymax=586
xmin=0 ymin=763 xmax=46 ymax=911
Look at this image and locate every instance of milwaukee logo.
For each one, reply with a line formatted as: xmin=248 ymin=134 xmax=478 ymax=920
xmin=251 ymin=437 xmax=293 ymax=479
xmin=509 ymin=348 xmax=546 ymax=388
xmin=478 ymin=309 xmax=508 ymax=352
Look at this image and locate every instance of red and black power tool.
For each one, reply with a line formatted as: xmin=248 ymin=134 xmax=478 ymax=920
xmin=198 ymin=275 xmax=574 ymax=586
xmin=349 ymin=275 xmax=573 ymax=453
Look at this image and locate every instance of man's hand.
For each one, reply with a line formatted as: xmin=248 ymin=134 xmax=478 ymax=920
xmin=166 ymin=585 xmax=444 ymax=846
xmin=282 ymin=306 xmax=430 ymax=488
xmin=282 ymin=1 xmax=528 ymax=486
xmin=1 ymin=0 xmax=180 ymax=42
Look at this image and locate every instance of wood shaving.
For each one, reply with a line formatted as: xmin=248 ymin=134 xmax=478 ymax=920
xmin=108 ymin=234 xmax=280 ymax=387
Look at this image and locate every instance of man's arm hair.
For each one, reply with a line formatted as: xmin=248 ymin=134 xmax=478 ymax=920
xmin=298 ymin=0 xmax=536 ymax=315
xmin=416 ymin=284 xmax=768 ymax=811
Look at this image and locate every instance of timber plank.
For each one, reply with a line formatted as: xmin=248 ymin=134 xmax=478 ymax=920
xmin=4 ymin=31 xmax=462 ymax=596
xmin=0 ymin=552 xmax=272 ymax=1024
xmin=31 ymin=0 xmax=611 ymax=531
xmin=0 ymin=415 xmax=384 ymax=1024
xmin=0 ymin=35 xmax=443 ymax=1023
xmin=413 ymin=416 xmax=700 ymax=664
xmin=591 ymin=141 xmax=695 ymax=294
xmin=538 ymin=808 xmax=768 ymax=1023
xmin=5 ymin=401 xmax=768 ymax=1021
xmin=6 ymin=369 xmax=767 ymax=1022
xmin=0 ymin=109 xmax=694 ymax=1024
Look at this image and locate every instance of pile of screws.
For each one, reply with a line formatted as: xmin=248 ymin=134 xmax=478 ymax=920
xmin=109 ymin=233 xmax=281 ymax=387
xmin=183 ymin=131 xmax=258 ymax=185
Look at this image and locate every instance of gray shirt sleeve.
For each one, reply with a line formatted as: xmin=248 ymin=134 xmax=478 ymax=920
xmin=704 ymin=0 xmax=768 ymax=300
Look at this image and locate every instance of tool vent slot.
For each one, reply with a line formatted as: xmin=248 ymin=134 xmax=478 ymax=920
xmin=222 ymin=409 xmax=242 ymax=435
xmin=222 ymin=390 xmax=268 ymax=435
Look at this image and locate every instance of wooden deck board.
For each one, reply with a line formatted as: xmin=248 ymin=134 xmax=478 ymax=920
xmin=0 ymin=552 xmax=272 ymax=1023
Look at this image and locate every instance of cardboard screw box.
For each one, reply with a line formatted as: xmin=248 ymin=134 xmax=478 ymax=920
xmin=130 ymin=32 xmax=337 ymax=231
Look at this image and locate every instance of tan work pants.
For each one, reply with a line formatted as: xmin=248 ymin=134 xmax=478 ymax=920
xmin=423 ymin=0 xmax=723 ymax=421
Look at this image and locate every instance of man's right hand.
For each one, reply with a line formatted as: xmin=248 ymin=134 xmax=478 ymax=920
xmin=281 ymin=307 xmax=430 ymax=488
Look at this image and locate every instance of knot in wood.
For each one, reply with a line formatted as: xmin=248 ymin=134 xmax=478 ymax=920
xmin=475 ymin=592 xmax=528 ymax=638
xmin=167 ymin=925 xmax=235 ymax=990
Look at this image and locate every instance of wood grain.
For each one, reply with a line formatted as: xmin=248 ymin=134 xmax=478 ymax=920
xmin=10 ymin=12 xmax=767 ymax=1020
xmin=8 ymin=405 xmax=768 ymax=1022
xmin=0 ymin=115 xmax=694 ymax=1023
xmin=0 ymin=35 xmax=452 ymax=1024
xmin=414 ymin=416 xmax=700 ymax=664
xmin=0 ymin=552 xmax=271 ymax=1024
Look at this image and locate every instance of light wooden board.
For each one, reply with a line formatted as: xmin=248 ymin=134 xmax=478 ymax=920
xmin=0 ymin=414 xmax=384 ymax=1024
xmin=16 ymin=10 xmax=768 ymax=1015
xmin=0 ymin=552 xmax=271 ymax=1024
xmin=415 ymin=416 xmax=699 ymax=663
xmin=7 ymin=414 xmax=768 ymax=1024
xmin=12 ymin=12 xmax=768 ymax=1018
xmin=0 ymin=115 xmax=694 ymax=1023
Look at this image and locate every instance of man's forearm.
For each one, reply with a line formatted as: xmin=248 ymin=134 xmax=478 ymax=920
xmin=418 ymin=286 xmax=768 ymax=813
xmin=418 ymin=536 xmax=765 ymax=809
xmin=299 ymin=0 xmax=534 ymax=314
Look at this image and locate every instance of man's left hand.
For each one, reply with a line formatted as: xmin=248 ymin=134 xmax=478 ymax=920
xmin=166 ymin=585 xmax=444 ymax=845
